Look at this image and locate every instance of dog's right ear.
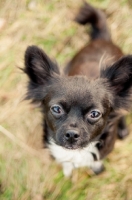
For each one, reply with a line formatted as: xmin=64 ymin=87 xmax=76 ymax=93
xmin=24 ymin=45 xmax=60 ymax=85
xmin=24 ymin=45 xmax=60 ymax=101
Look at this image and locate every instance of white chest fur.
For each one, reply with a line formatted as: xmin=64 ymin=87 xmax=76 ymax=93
xmin=48 ymin=141 xmax=103 ymax=177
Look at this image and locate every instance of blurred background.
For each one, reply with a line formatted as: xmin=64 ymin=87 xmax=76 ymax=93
xmin=0 ymin=0 xmax=132 ymax=199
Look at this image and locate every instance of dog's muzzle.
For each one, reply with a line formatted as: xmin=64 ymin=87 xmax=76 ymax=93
xmin=63 ymin=129 xmax=80 ymax=149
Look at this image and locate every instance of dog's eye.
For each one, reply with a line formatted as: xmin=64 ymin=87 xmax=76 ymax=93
xmin=90 ymin=111 xmax=101 ymax=118
xmin=50 ymin=105 xmax=64 ymax=117
xmin=87 ymin=110 xmax=102 ymax=123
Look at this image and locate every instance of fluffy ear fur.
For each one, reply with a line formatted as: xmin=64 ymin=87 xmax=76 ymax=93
xmin=24 ymin=45 xmax=60 ymax=101
xmin=24 ymin=45 xmax=60 ymax=84
xmin=101 ymin=55 xmax=132 ymax=110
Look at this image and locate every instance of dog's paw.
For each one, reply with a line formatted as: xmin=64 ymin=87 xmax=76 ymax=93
xmin=91 ymin=160 xmax=105 ymax=175
xmin=62 ymin=162 xmax=74 ymax=177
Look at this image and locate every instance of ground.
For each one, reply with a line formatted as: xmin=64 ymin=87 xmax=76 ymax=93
xmin=0 ymin=0 xmax=132 ymax=199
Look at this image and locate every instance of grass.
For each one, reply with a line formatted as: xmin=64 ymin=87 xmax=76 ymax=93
xmin=0 ymin=0 xmax=132 ymax=199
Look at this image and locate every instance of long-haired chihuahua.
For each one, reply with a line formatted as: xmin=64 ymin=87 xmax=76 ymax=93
xmin=24 ymin=2 xmax=132 ymax=177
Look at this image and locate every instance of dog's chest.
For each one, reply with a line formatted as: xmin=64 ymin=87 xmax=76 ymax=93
xmin=48 ymin=141 xmax=100 ymax=168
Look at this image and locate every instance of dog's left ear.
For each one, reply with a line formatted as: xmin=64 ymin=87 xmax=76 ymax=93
xmin=101 ymin=55 xmax=132 ymax=110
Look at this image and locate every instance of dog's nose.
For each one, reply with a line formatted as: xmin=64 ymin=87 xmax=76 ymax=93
xmin=65 ymin=130 xmax=80 ymax=142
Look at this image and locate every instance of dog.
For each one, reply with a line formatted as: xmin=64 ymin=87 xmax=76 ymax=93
xmin=24 ymin=2 xmax=132 ymax=177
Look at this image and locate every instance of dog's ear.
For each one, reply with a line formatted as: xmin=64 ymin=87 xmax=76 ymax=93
xmin=25 ymin=45 xmax=60 ymax=84
xmin=101 ymin=55 xmax=132 ymax=110
xmin=24 ymin=45 xmax=60 ymax=101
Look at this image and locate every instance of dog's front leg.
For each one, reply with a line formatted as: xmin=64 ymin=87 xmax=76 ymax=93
xmin=91 ymin=160 xmax=105 ymax=175
xmin=62 ymin=162 xmax=74 ymax=177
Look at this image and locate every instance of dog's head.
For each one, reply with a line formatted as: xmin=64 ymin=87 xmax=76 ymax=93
xmin=24 ymin=46 xmax=132 ymax=149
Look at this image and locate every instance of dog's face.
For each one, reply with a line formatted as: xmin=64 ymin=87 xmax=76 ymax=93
xmin=24 ymin=46 xmax=132 ymax=150
xmin=43 ymin=76 xmax=112 ymax=149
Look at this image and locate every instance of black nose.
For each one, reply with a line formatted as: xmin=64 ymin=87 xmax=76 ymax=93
xmin=65 ymin=130 xmax=80 ymax=142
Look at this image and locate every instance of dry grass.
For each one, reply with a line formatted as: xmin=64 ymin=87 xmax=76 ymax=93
xmin=0 ymin=0 xmax=132 ymax=199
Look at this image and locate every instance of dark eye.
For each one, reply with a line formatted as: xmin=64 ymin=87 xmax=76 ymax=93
xmin=50 ymin=104 xmax=64 ymax=117
xmin=90 ymin=111 xmax=101 ymax=118
xmin=87 ymin=110 xmax=102 ymax=123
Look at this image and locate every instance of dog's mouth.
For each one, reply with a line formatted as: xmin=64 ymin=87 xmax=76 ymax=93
xmin=63 ymin=140 xmax=89 ymax=150
xmin=64 ymin=145 xmax=79 ymax=150
xmin=63 ymin=139 xmax=101 ymax=150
